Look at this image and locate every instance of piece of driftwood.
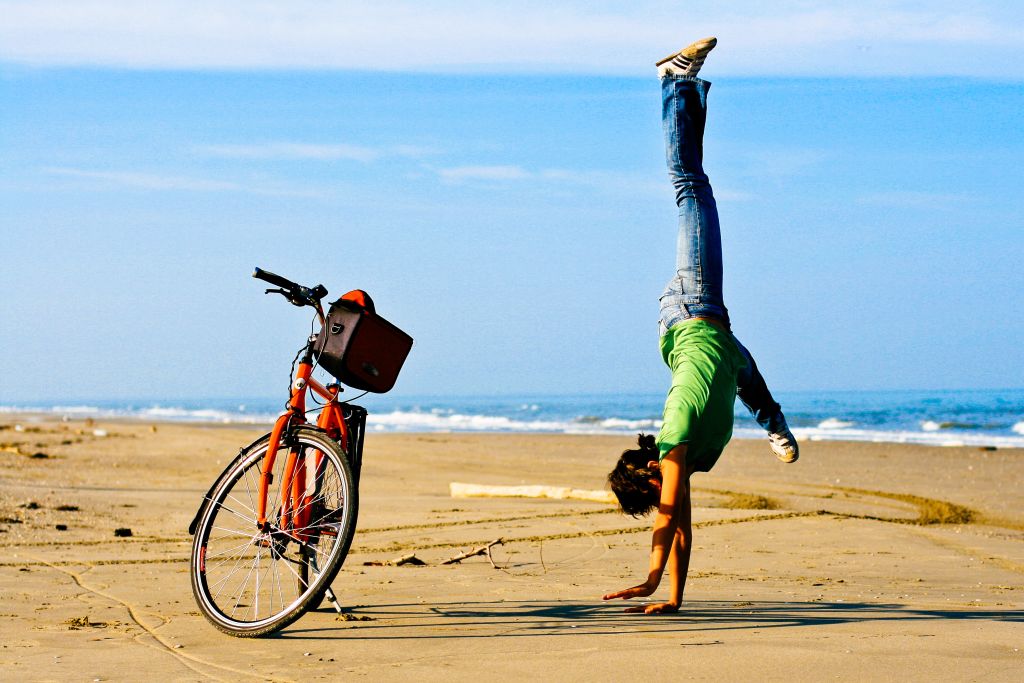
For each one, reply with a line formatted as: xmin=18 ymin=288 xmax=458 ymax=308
xmin=442 ymin=538 xmax=503 ymax=565
xmin=449 ymin=482 xmax=616 ymax=504
xmin=363 ymin=553 xmax=426 ymax=567
xmin=485 ymin=543 xmax=498 ymax=570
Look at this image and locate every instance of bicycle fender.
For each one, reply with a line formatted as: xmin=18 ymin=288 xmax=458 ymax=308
xmin=187 ymin=432 xmax=271 ymax=535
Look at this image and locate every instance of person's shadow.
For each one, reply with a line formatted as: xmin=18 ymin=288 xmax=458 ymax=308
xmin=275 ymin=599 xmax=1023 ymax=640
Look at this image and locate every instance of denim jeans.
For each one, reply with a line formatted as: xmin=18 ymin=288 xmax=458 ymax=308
xmin=658 ymin=76 xmax=782 ymax=432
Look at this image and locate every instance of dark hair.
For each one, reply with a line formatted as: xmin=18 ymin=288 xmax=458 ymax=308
xmin=607 ymin=434 xmax=661 ymax=517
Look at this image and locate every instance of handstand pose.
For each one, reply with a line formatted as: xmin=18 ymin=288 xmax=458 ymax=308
xmin=603 ymin=38 xmax=798 ymax=614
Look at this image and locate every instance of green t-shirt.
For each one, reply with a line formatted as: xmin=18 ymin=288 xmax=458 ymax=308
xmin=656 ymin=320 xmax=745 ymax=472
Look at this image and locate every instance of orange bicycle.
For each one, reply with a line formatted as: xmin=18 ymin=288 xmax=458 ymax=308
xmin=188 ymin=268 xmax=412 ymax=637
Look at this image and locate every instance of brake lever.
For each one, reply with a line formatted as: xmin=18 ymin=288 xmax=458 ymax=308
xmin=265 ymin=286 xmax=315 ymax=308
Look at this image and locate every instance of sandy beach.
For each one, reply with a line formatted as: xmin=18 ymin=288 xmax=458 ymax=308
xmin=1 ymin=416 xmax=1021 ymax=681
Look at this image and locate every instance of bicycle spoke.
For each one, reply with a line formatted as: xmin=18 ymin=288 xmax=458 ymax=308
xmin=204 ymin=536 xmax=258 ymax=562
xmin=210 ymin=534 xmax=258 ymax=600
xmin=299 ymin=497 xmax=345 ymax=532
xmin=254 ymin=548 xmax=261 ymax=620
xmin=272 ymin=554 xmax=284 ymax=616
xmin=255 ymin=548 xmax=284 ymax=622
xmin=273 ymin=549 xmax=307 ymax=586
xmin=201 ymin=492 xmax=253 ymax=520
xmin=213 ymin=501 xmax=260 ymax=528
xmin=209 ymin=525 xmax=256 ymax=539
xmin=243 ymin=463 xmax=259 ymax=520
xmin=230 ymin=545 xmax=262 ymax=619
xmin=293 ymin=472 xmax=344 ymax=527
xmin=224 ymin=490 xmax=257 ymax=518
xmin=205 ymin=533 xmax=254 ymax=551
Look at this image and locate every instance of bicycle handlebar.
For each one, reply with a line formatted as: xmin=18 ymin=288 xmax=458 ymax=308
xmin=253 ymin=267 xmax=298 ymax=290
xmin=253 ymin=267 xmax=328 ymax=308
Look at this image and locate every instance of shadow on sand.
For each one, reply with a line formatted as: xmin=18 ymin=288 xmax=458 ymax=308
xmin=275 ymin=599 xmax=1023 ymax=640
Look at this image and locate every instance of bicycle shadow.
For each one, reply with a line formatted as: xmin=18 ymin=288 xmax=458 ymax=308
xmin=274 ymin=599 xmax=1023 ymax=640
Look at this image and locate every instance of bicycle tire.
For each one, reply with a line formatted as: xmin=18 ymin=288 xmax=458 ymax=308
xmin=190 ymin=426 xmax=358 ymax=637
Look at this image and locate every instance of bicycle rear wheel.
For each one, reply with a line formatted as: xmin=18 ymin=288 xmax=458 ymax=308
xmin=190 ymin=426 xmax=358 ymax=637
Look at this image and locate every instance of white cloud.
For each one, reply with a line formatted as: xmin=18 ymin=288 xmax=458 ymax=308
xmin=1 ymin=1 xmax=1021 ymax=77
xmin=436 ymin=165 xmax=675 ymax=197
xmin=538 ymin=168 xmax=667 ymax=196
xmin=194 ymin=142 xmax=440 ymax=162
xmin=858 ymin=190 xmax=974 ymax=208
xmin=712 ymin=189 xmax=755 ymax=202
xmin=197 ymin=142 xmax=381 ymax=162
xmin=43 ymin=166 xmax=325 ymax=197
xmin=45 ymin=167 xmax=241 ymax=191
xmin=438 ymin=166 xmax=635 ymax=185
xmin=45 ymin=162 xmax=665 ymax=198
xmin=718 ymin=147 xmax=829 ymax=181
xmin=438 ymin=165 xmax=532 ymax=182
xmin=544 ymin=169 xmax=752 ymax=201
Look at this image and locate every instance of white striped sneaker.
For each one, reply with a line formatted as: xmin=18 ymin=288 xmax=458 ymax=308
xmin=768 ymin=423 xmax=800 ymax=463
xmin=657 ymin=36 xmax=717 ymax=78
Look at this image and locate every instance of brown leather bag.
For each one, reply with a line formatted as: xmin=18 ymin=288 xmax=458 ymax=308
xmin=312 ymin=290 xmax=413 ymax=393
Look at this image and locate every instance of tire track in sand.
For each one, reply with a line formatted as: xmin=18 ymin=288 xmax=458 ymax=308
xmin=25 ymin=553 xmax=293 ymax=683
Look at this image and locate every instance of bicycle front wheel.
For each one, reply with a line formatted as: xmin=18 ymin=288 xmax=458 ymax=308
xmin=190 ymin=426 xmax=358 ymax=636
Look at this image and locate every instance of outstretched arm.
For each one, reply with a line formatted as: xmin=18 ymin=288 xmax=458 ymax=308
xmin=603 ymin=445 xmax=689 ymax=611
xmin=626 ymin=454 xmax=692 ymax=614
xmin=664 ymin=482 xmax=693 ymax=610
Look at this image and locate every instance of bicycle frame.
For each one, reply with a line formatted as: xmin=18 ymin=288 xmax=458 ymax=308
xmin=256 ymin=349 xmax=350 ymax=536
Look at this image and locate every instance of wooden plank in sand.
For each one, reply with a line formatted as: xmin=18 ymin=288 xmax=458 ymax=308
xmin=449 ymin=481 xmax=616 ymax=504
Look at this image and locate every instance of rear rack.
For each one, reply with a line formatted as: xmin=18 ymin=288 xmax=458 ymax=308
xmin=342 ymin=403 xmax=367 ymax=483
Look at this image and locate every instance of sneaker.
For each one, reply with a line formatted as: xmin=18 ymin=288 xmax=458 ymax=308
xmin=657 ymin=36 xmax=718 ymax=78
xmin=768 ymin=420 xmax=799 ymax=463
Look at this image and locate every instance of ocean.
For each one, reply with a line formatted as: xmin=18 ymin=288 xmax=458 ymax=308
xmin=3 ymin=389 xmax=1023 ymax=449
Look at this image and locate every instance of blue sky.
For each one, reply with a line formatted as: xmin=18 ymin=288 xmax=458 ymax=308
xmin=1 ymin=1 xmax=1022 ymax=402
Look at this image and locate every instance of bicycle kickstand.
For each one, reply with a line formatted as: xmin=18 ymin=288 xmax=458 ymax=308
xmin=323 ymin=586 xmax=344 ymax=614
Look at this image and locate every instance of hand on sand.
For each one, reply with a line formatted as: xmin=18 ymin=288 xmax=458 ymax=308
xmin=624 ymin=601 xmax=680 ymax=615
xmin=602 ymin=580 xmax=657 ymax=603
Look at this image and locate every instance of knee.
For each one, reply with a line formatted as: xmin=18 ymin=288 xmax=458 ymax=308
xmin=669 ymin=174 xmax=712 ymax=204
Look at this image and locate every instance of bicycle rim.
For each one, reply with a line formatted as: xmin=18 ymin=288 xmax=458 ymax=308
xmin=190 ymin=427 xmax=357 ymax=636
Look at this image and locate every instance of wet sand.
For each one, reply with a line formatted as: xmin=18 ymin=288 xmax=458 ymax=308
xmin=1 ymin=417 xmax=1022 ymax=681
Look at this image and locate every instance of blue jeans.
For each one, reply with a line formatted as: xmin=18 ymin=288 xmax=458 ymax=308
xmin=658 ymin=76 xmax=783 ymax=432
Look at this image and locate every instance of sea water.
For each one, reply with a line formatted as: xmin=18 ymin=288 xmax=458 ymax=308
xmin=3 ymin=389 xmax=1023 ymax=448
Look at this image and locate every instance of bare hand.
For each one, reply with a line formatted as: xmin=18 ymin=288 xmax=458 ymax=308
xmin=624 ymin=601 xmax=680 ymax=615
xmin=602 ymin=580 xmax=657 ymax=602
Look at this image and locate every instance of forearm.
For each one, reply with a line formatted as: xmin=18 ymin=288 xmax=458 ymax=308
xmin=666 ymin=470 xmax=693 ymax=605
xmin=667 ymin=528 xmax=691 ymax=605
xmin=645 ymin=512 xmax=679 ymax=585
xmin=645 ymin=444 xmax=689 ymax=587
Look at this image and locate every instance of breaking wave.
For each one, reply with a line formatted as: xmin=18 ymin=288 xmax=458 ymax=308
xmin=2 ymin=389 xmax=1023 ymax=447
